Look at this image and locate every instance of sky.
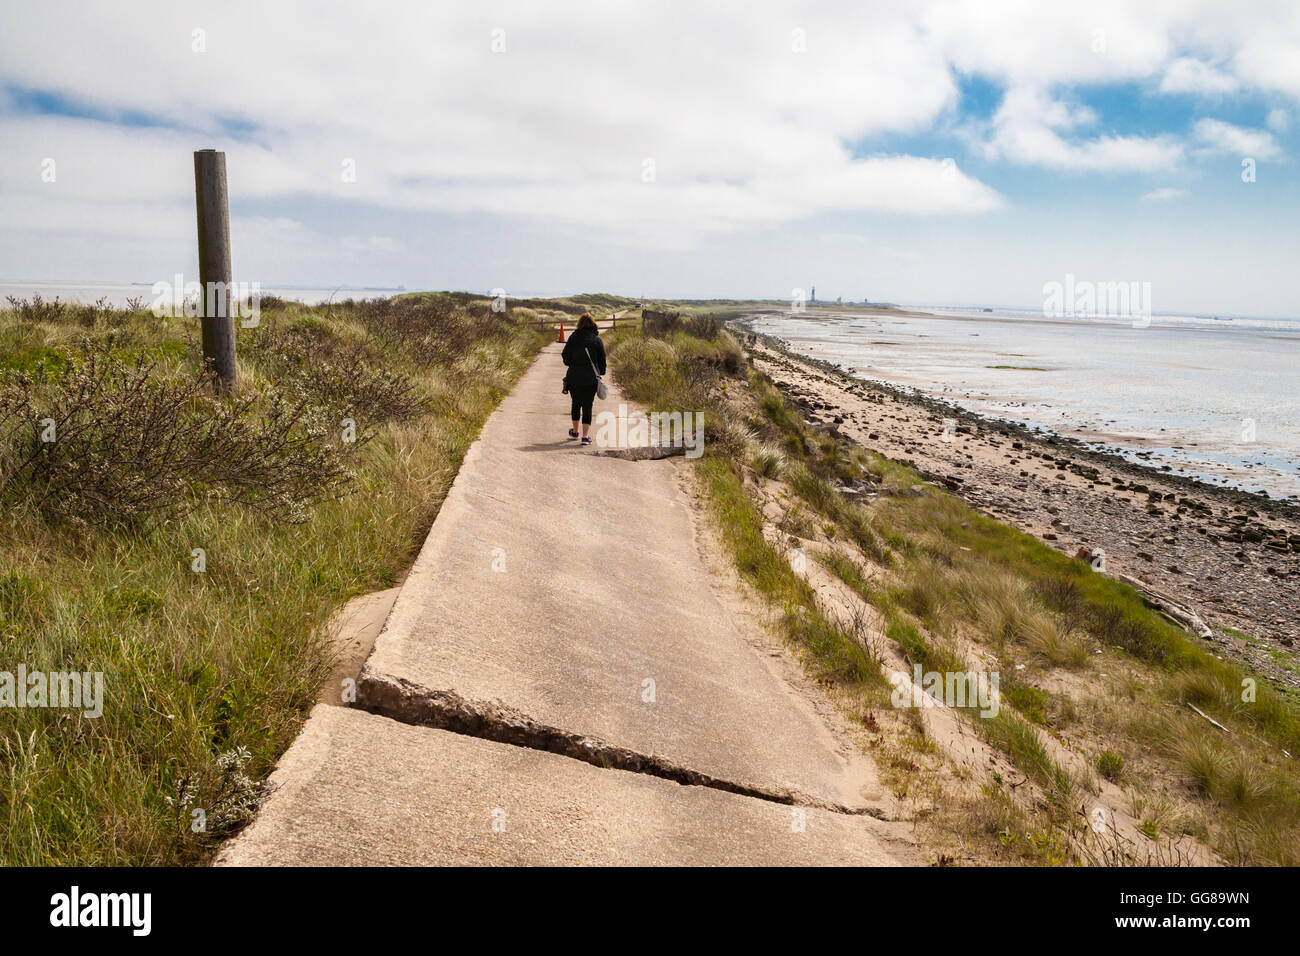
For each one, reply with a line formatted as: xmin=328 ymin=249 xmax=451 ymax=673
xmin=1 ymin=1 xmax=1299 ymax=315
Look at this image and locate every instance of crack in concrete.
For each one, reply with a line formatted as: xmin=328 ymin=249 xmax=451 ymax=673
xmin=357 ymin=671 xmax=888 ymax=818
xmin=591 ymin=444 xmax=687 ymax=461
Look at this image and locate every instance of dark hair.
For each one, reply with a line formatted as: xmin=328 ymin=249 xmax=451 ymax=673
xmin=577 ymin=312 xmax=598 ymax=331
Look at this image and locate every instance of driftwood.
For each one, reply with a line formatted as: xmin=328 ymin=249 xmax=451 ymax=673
xmin=1116 ymin=572 xmax=1216 ymax=642
xmin=1187 ymin=702 xmax=1231 ymax=733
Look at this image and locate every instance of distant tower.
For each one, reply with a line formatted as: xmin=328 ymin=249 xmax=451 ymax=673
xmin=811 ymin=286 xmax=816 ymax=304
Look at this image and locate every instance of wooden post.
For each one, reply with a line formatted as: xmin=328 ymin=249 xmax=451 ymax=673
xmin=193 ymin=149 xmax=237 ymax=391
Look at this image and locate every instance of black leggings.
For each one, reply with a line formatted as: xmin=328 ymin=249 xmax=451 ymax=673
xmin=569 ymin=384 xmax=597 ymax=425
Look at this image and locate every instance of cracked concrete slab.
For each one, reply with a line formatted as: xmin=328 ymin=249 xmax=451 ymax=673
xmin=216 ymin=706 xmax=916 ymax=866
xmin=359 ymin=341 xmax=886 ymax=811
xmin=357 ymin=672 xmax=882 ymax=813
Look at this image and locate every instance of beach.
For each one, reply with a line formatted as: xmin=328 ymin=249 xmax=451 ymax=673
xmin=747 ymin=307 xmax=1300 ymax=501
xmin=740 ymin=321 xmax=1300 ymax=693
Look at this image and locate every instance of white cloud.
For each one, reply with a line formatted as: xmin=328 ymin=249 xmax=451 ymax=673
xmin=922 ymin=0 xmax=1172 ymax=86
xmin=979 ymin=87 xmax=1183 ymax=172
xmin=1141 ymin=187 xmax=1188 ymax=201
xmin=1160 ymin=58 xmax=1238 ymax=95
xmin=1193 ymin=118 xmax=1281 ymax=159
xmin=1233 ymin=17 xmax=1300 ymax=98
xmin=1267 ymin=108 xmax=1291 ymax=133
xmin=922 ymin=0 xmax=1300 ymax=102
xmin=1 ymin=1 xmax=1300 ymax=289
xmin=0 ymin=1 xmax=1007 ymax=253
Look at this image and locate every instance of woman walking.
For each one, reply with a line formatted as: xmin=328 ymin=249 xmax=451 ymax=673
xmin=561 ymin=312 xmax=606 ymax=445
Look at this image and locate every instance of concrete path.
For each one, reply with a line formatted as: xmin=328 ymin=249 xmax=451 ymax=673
xmin=218 ymin=341 xmax=915 ymax=866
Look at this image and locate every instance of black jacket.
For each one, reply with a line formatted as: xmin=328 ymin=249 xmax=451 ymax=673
xmin=561 ymin=326 xmax=606 ymax=390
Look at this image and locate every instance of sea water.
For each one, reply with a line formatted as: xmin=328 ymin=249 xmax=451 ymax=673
xmin=749 ymin=307 xmax=1300 ymax=500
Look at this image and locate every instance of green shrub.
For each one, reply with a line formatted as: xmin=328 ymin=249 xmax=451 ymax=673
xmin=0 ymin=344 xmax=349 ymax=527
xmin=1096 ymin=750 xmax=1124 ymax=782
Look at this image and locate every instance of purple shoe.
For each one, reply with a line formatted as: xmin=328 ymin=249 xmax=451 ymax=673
xmin=580 ymin=436 xmax=592 ymax=446
xmin=568 ymin=428 xmax=579 ymax=440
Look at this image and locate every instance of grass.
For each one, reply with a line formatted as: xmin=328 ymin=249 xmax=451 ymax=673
xmin=0 ymin=292 xmax=553 ymax=864
xmin=979 ymin=712 xmax=1073 ymax=798
xmin=872 ymin=486 xmax=1300 ymax=756
xmin=885 ymin=616 xmax=964 ymax=677
xmin=818 ymin=550 xmax=880 ymax=604
xmin=1097 ymin=750 xmax=1124 ymax=782
xmin=698 ymin=455 xmax=881 ymax=687
xmin=697 ymin=456 xmax=807 ymax=604
xmin=1000 ymin=676 xmax=1049 ymax=727
xmin=748 ymin=442 xmax=786 ymax=479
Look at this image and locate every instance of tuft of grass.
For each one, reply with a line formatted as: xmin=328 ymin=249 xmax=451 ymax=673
xmin=1172 ymin=734 xmax=1270 ymax=810
xmin=747 ymin=441 xmax=786 ymax=479
xmin=1017 ymin=614 xmax=1090 ymax=669
xmin=818 ymin=550 xmax=882 ymax=606
xmin=1096 ymin=750 xmax=1125 ymax=782
xmin=979 ymin=712 xmax=1073 ymax=798
xmin=889 ymin=558 xmax=955 ymax=632
xmin=885 ymin=615 xmax=964 ymax=677
xmin=1001 ymin=675 xmax=1049 ymax=726
xmin=782 ymin=604 xmax=882 ymax=686
xmin=757 ymin=383 xmax=802 ymax=437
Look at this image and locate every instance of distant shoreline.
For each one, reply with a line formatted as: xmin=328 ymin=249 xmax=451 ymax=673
xmin=739 ymin=307 xmax=1300 ymax=503
xmin=744 ymin=303 xmax=1300 ymax=337
xmin=735 ymin=313 xmax=1299 ymax=518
